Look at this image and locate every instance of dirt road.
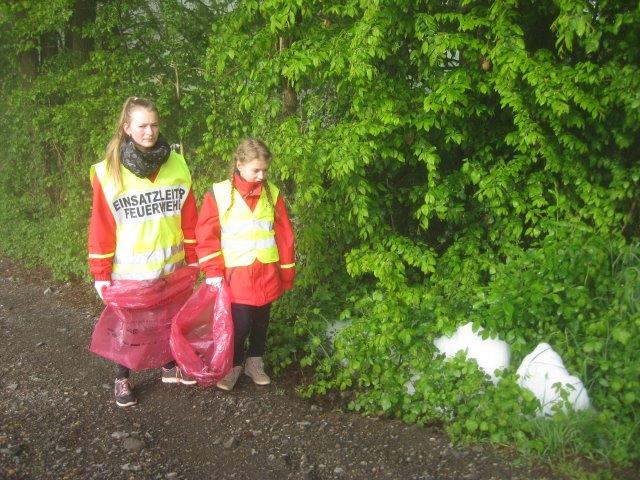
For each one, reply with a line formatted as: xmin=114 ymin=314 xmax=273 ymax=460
xmin=0 ymin=257 xmax=555 ymax=480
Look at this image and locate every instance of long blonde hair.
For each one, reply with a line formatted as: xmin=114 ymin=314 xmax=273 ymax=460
xmin=104 ymin=96 xmax=159 ymax=189
xmin=226 ymin=138 xmax=275 ymax=216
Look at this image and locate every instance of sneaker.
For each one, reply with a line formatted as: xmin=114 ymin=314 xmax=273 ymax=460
xmin=161 ymin=366 xmax=197 ymax=385
xmin=216 ymin=366 xmax=243 ymax=391
xmin=114 ymin=378 xmax=137 ymax=407
xmin=244 ymin=356 xmax=271 ymax=386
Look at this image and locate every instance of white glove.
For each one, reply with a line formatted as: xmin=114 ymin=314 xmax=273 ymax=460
xmin=205 ymin=277 xmax=223 ymax=287
xmin=94 ymin=280 xmax=111 ymax=300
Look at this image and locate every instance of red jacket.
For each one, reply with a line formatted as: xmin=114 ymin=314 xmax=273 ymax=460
xmin=88 ymin=170 xmax=199 ymax=281
xmin=196 ymin=174 xmax=295 ymax=306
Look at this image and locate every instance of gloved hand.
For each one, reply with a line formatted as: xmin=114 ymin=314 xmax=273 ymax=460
xmin=94 ymin=280 xmax=111 ymax=300
xmin=205 ymin=276 xmax=223 ymax=287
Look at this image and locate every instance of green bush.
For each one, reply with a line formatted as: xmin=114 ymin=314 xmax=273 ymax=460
xmin=300 ymin=226 xmax=639 ymax=463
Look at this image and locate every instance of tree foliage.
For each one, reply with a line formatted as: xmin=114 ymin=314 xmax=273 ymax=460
xmin=203 ymin=0 xmax=640 ymax=464
xmin=1 ymin=0 xmax=639 ymax=467
xmin=0 ymin=0 xmax=226 ymax=278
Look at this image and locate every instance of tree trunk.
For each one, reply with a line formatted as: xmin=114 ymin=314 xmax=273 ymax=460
xmin=69 ymin=0 xmax=97 ymax=60
xmin=173 ymin=63 xmax=185 ymax=155
xmin=41 ymin=32 xmax=59 ymax=62
xmin=279 ymin=37 xmax=298 ymax=116
xmin=19 ymin=50 xmax=38 ymax=79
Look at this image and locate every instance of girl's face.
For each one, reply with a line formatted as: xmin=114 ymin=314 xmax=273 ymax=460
xmin=124 ymin=108 xmax=159 ymax=151
xmin=237 ymin=158 xmax=269 ymax=183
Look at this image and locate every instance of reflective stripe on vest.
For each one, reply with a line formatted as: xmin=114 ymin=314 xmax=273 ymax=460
xmin=91 ymin=152 xmax=191 ymax=280
xmin=212 ymin=180 xmax=280 ymax=267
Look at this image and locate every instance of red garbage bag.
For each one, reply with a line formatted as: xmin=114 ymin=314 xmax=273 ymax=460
xmin=170 ymin=281 xmax=234 ymax=387
xmin=89 ymin=267 xmax=198 ymax=371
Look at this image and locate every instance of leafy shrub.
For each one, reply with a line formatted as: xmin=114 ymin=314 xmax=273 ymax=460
xmin=299 ymin=225 xmax=639 ymax=464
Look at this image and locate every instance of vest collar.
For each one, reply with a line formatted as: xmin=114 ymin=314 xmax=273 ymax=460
xmin=234 ymin=173 xmax=263 ymax=198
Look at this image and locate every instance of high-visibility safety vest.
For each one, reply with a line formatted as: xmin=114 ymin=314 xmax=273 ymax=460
xmin=212 ymin=179 xmax=280 ymax=267
xmin=90 ymin=152 xmax=191 ymax=280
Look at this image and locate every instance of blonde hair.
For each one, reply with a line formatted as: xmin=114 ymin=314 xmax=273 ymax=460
xmin=104 ymin=96 xmax=159 ymax=189
xmin=226 ymin=138 xmax=275 ymax=216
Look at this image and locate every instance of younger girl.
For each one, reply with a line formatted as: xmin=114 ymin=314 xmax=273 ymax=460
xmin=88 ymin=96 xmax=198 ymax=407
xmin=195 ymin=138 xmax=295 ymax=390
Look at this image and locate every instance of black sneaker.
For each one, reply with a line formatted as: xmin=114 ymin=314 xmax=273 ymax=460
xmin=114 ymin=378 xmax=137 ymax=407
xmin=161 ymin=366 xmax=197 ymax=385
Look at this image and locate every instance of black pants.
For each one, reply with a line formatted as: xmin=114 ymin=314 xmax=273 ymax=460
xmin=115 ymin=361 xmax=175 ymax=380
xmin=232 ymin=303 xmax=271 ymax=366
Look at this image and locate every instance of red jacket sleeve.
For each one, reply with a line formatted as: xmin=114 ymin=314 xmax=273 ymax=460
xmin=88 ymin=175 xmax=116 ymax=281
xmin=181 ymin=189 xmax=198 ymax=264
xmin=195 ymin=191 xmax=226 ymax=277
xmin=274 ymin=194 xmax=296 ymax=290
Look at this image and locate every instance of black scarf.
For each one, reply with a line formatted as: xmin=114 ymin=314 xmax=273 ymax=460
xmin=120 ymin=135 xmax=171 ymax=178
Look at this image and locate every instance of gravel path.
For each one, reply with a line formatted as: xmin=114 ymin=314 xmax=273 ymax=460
xmin=0 ymin=257 xmax=556 ymax=480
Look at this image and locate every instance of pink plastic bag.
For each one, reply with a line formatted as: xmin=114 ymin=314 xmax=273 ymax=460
xmin=89 ymin=267 xmax=198 ymax=371
xmin=170 ymin=281 xmax=234 ymax=387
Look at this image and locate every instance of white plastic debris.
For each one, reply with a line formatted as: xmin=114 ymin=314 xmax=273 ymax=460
xmin=325 ymin=319 xmax=351 ymax=342
xmin=404 ymin=373 xmax=421 ymax=396
xmin=516 ymin=343 xmax=591 ymax=416
xmin=434 ymin=322 xmax=510 ymax=384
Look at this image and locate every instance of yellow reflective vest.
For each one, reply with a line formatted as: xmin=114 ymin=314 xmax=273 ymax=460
xmin=212 ymin=179 xmax=280 ymax=267
xmin=90 ymin=152 xmax=191 ymax=280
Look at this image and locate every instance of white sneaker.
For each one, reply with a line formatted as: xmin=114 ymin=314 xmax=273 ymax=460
xmin=244 ymin=356 xmax=271 ymax=386
xmin=216 ymin=366 xmax=243 ymax=391
xmin=161 ymin=366 xmax=197 ymax=385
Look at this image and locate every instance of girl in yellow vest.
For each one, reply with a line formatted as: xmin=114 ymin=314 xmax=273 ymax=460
xmin=88 ymin=97 xmax=199 ymax=407
xmin=195 ymin=138 xmax=296 ymax=390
